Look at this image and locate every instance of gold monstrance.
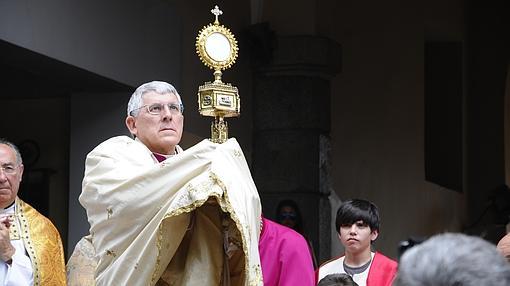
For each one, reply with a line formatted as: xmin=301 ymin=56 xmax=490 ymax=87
xmin=196 ymin=5 xmax=240 ymax=143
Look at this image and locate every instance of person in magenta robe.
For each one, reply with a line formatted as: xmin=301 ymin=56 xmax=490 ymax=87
xmin=275 ymin=199 xmax=318 ymax=268
xmin=317 ymin=199 xmax=397 ymax=286
xmin=259 ymin=217 xmax=315 ymax=286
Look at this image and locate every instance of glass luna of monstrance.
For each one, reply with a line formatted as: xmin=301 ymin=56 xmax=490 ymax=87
xmin=196 ymin=5 xmax=240 ymax=143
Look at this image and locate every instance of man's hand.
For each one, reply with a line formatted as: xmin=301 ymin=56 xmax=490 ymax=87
xmin=0 ymin=215 xmax=15 ymax=263
xmin=0 ymin=215 xmax=11 ymax=228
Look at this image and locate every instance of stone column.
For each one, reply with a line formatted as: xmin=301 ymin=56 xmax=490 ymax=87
xmin=250 ymin=33 xmax=341 ymax=263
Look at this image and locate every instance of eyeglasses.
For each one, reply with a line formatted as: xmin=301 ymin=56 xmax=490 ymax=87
xmin=278 ymin=213 xmax=297 ymax=220
xmin=0 ymin=165 xmax=18 ymax=175
xmin=130 ymin=103 xmax=184 ymax=116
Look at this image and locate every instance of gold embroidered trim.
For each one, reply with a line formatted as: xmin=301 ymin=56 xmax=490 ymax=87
xmin=7 ymin=214 xmax=20 ymax=240
xmin=16 ymin=199 xmax=41 ymax=285
xmin=151 ymin=194 xmax=211 ymax=284
xmin=16 ymin=198 xmax=66 ymax=286
xmin=150 ymin=170 xmax=263 ymax=285
xmin=213 ymin=173 xmax=263 ymax=286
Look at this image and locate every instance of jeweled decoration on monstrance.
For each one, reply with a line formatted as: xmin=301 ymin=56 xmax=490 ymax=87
xmin=196 ymin=5 xmax=240 ymax=143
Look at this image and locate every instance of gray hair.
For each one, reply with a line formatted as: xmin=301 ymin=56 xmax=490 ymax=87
xmin=394 ymin=233 xmax=510 ymax=286
xmin=0 ymin=138 xmax=22 ymax=165
xmin=127 ymin=81 xmax=183 ymax=116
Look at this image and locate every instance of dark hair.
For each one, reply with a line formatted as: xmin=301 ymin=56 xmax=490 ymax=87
xmin=275 ymin=199 xmax=304 ymax=234
xmin=335 ymin=199 xmax=380 ymax=234
xmin=318 ymin=273 xmax=359 ymax=286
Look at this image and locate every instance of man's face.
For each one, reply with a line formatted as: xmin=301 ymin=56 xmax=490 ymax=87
xmin=0 ymin=144 xmax=23 ymax=209
xmin=338 ymin=220 xmax=378 ymax=256
xmin=125 ymin=92 xmax=184 ymax=155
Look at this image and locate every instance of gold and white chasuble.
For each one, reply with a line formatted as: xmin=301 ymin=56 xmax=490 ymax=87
xmin=12 ymin=198 xmax=66 ymax=285
xmin=68 ymin=136 xmax=263 ymax=286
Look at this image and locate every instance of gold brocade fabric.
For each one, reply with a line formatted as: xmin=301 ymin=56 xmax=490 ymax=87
xmin=66 ymin=236 xmax=96 ymax=286
xmin=16 ymin=198 xmax=67 ymax=286
xmin=68 ymin=204 xmax=247 ymax=286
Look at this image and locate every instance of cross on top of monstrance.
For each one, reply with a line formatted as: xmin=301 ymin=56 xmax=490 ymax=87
xmin=196 ymin=5 xmax=239 ymax=143
xmin=211 ymin=5 xmax=223 ymax=24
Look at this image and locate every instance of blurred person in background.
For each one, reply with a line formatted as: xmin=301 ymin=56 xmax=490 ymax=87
xmin=394 ymin=233 xmax=510 ymax=286
xmin=275 ymin=199 xmax=318 ymax=268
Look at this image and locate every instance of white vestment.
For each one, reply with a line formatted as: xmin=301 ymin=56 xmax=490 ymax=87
xmin=0 ymin=204 xmax=33 ymax=286
xmin=74 ymin=136 xmax=263 ymax=286
xmin=317 ymin=253 xmax=375 ymax=286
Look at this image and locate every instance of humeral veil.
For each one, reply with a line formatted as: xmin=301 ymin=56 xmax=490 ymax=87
xmin=67 ymin=136 xmax=263 ymax=285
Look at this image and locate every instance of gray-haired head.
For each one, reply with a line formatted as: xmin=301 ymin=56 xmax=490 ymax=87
xmin=127 ymin=81 xmax=183 ymax=117
xmin=0 ymin=138 xmax=22 ymax=165
xmin=394 ymin=233 xmax=510 ymax=286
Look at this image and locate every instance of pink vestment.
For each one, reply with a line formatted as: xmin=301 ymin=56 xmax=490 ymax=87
xmin=259 ymin=217 xmax=315 ymax=286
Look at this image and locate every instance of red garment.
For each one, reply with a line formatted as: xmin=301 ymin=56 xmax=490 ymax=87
xmin=366 ymin=252 xmax=398 ymax=286
xmin=317 ymin=252 xmax=398 ymax=286
xmin=152 ymin=152 xmax=167 ymax=162
xmin=259 ymin=217 xmax=315 ymax=286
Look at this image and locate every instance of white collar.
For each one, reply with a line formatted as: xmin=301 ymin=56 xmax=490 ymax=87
xmin=0 ymin=202 xmax=15 ymax=215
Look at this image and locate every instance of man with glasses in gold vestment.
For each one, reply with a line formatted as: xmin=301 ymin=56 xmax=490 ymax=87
xmin=0 ymin=139 xmax=66 ymax=285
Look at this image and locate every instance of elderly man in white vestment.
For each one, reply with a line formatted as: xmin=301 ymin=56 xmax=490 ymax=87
xmin=67 ymin=81 xmax=263 ymax=286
